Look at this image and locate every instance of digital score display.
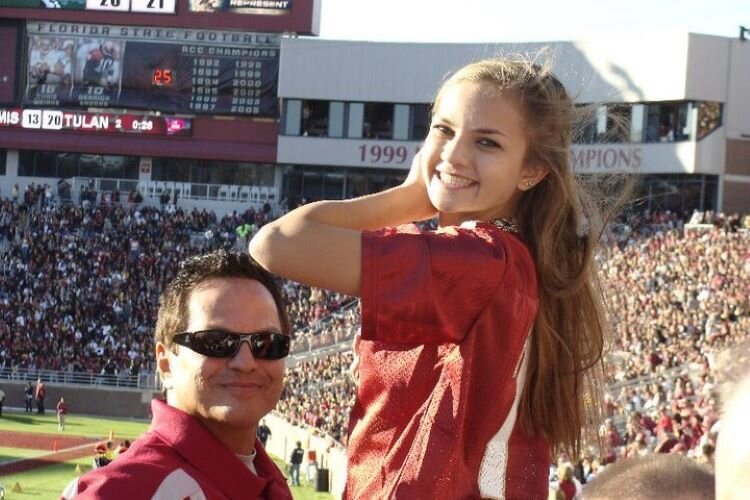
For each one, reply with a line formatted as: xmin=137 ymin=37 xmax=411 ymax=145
xmin=23 ymin=22 xmax=280 ymax=117
xmin=152 ymin=68 xmax=174 ymax=87
xmin=0 ymin=108 xmax=192 ymax=136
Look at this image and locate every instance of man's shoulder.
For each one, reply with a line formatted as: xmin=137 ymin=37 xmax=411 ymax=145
xmin=70 ymin=435 xmax=193 ymax=496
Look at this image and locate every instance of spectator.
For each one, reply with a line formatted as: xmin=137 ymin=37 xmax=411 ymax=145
xmin=93 ymin=440 xmax=114 ymax=468
xmin=24 ymin=382 xmax=33 ymax=413
xmin=582 ymin=454 xmax=714 ymax=499
xmin=290 ymin=441 xmax=304 ymax=487
xmin=256 ymin=419 xmax=272 ymax=448
xmin=56 ymin=396 xmax=68 ymax=431
xmin=61 ymin=250 xmax=293 ymax=499
xmin=35 ymin=378 xmax=46 ymax=414
xmin=115 ymin=440 xmax=130 ymax=456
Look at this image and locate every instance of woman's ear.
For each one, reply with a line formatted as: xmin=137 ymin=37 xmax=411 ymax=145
xmin=518 ymin=164 xmax=550 ymax=191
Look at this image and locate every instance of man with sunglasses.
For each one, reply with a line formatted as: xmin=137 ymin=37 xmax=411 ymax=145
xmin=62 ymin=250 xmax=294 ymax=499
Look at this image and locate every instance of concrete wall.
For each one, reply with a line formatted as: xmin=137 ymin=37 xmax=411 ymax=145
xmin=1 ymin=380 xmax=158 ymax=419
xmin=280 ymin=33 xmax=729 ymax=105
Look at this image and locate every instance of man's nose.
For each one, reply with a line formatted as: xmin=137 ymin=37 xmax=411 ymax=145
xmin=228 ymin=340 xmax=259 ymax=370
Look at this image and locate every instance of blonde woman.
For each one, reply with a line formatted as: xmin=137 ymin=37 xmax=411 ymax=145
xmin=251 ymin=57 xmax=612 ymax=499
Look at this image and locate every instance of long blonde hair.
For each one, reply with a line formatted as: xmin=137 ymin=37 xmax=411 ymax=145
xmin=435 ymin=57 xmax=617 ymax=456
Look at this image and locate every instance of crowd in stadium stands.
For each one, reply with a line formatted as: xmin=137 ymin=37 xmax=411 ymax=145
xmin=0 ymin=185 xmax=353 ymax=384
xmin=1 ymin=184 xmax=749 ymax=489
xmin=278 ymin=351 xmax=356 ymax=444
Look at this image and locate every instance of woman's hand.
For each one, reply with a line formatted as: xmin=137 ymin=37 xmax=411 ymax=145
xmin=401 ymin=149 xmax=437 ymax=222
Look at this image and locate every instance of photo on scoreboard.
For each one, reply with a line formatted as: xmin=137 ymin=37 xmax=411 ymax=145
xmin=73 ymin=37 xmax=124 ymax=107
xmin=26 ymin=35 xmax=75 ymax=106
xmin=23 ymin=22 xmax=281 ymax=116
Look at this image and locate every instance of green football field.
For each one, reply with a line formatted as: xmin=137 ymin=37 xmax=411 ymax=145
xmin=0 ymin=410 xmax=332 ymax=499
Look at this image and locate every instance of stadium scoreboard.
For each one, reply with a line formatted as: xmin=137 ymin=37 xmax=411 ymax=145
xmin=0 ymin=0 xmax=294 ymax=15
xmin=24 ymin=22 xmax=280 ymax=116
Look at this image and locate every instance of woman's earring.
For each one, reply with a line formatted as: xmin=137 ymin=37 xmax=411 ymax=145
xmin=525 ymin=180 xmax=534 ymax=188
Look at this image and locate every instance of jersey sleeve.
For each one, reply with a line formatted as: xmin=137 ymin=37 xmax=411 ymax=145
xmin=360 ymin=224 xmax=510 ymax=344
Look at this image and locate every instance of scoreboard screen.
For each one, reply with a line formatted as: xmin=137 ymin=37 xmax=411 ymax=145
xmin=23 ymin=21 xmax=280 ymax=116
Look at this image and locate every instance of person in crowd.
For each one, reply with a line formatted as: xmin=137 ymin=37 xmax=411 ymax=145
xmin=115 ymin=440 xmax=131 ymax=456
xmin=93 ymin=440 xmax=115 ymax=468
xmin=556 ymin=462 xmax=582 ymax=500
xmin=250 ymin=57 xmax=617 ymax=498
xmin=56 ymin=396 xmax=68 ymax=431
xmin=35 ymin=377 xmax=46 ymax=414
xmin=256 ymin=419 xmax=272 ymax=447
xmin=289 ymin=441 xmax=305 ymax=487
xmin=61 ymin=250 xmax=293 ymax=499
xmin=582 ymin=453 xmax=715 ymax=499
xmin=0 ymin=384 xmax=5 ymax=417
xmin=24 ymin=382 xmax=34 ymax=413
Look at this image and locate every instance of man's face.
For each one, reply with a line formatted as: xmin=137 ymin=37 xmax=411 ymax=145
xmin=157 ymin=277 xmax=286 ymax=443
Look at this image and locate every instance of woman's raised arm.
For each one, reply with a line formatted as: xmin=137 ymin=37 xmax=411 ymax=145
xmin=249 ymin=152 xmax=436 ymax=296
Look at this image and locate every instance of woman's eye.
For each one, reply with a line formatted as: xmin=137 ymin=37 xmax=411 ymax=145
xmin=431 ymin=124 xmax=452 ymax=136
xmin=478 ymin=138 xmax=500 ymax=148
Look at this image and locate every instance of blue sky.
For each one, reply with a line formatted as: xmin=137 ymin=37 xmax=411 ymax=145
xmin=318 ymin=0 xmax=746 ymax=42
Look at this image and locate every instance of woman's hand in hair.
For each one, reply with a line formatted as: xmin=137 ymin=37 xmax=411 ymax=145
xmin=402 ymin=149 xmax=437 ymax=222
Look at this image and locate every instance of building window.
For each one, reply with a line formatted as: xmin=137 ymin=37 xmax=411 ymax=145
xmin=347 ymin=103 xmax=364 ymax=138
xmin=79 ymin=154 xmax=103 ymax=178
xmin=363 ymin=103 xmax=393 ymax=139
xmin=644 ymin=102 xmax=690 ymax=143
xmin=301 ymin=100 xmax=329 ymax=137
xmin=284 ymin=99 xmax=302 ymax=136
xmin=18 ymin=151 xmax=35 ymax=176
xmin=601 ymin=104 xmax=631 ymax=143
xmin=0 ymin=150 xmax=6 ymax=176
xmin=151 ymin=158 xmax=274 ymax=186
xmin=328 ymin=101 xmax=345 ymax=138
xmin=411 ymin=104 xmax=431 ymax=141
xmin=393 ymin=104 xmax=410 ymax=140
xmin=697 ymin=102 xmax=722 ymax=140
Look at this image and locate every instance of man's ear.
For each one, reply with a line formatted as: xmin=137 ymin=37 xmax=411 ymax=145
xmin=518 ymin=163 xmax=550 ymax=191
xmin=155 ymin=342 xmax=173 ymax=389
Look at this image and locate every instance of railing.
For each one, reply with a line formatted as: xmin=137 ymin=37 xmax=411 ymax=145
xmin=290 ymin=300 xmax=360 ymax=354
xmin=65 ymin=176 xmax=279 ymax=204
xmin=0 ymin=367 xmax=161 ymax=391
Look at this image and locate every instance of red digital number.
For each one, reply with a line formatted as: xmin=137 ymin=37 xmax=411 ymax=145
xmin=153 ymin=69 xmax=174 ymax=87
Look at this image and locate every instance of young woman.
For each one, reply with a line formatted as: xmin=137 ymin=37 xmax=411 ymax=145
xmin=250 ymin=57 xmax=610 ymax=499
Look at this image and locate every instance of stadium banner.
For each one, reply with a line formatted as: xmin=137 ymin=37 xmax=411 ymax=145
xmin=24 ymin=22 xmax=280 ymax=116
xmin=0 ymin=0 xmax=176 ymax=14
xmin=188 ymin=0 xmax=291 ymax=15
xmin=0 ymin=108 xmax=193 ymax=136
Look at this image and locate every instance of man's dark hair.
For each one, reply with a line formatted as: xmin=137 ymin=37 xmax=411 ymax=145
xmin=583 ymin=454 xmax=715 ymax=500
xmin=154 ymin=250 xmax=290 ymax=347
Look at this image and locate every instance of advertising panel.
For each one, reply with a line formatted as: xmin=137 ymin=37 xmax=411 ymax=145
xmin=188 ymin=0 xmax=291 ymax=15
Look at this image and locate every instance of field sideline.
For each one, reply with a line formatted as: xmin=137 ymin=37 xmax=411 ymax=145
xmin=0 ymin=409 xmax=332 ymax=499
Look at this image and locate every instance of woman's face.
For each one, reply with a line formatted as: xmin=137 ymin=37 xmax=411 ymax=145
xmin=422 ymin=81 xmax=542 ymax=227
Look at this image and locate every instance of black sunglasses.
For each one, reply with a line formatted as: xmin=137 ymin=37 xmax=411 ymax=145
xmin=172 ymin=329 xmax=290 ymax=360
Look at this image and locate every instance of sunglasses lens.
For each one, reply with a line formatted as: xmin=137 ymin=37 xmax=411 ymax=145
xmin=176 ymin=331 xmax=289 ymax=360
xmin=250 ymin=334 xmax=290 ymax=360
xmin=191 ymin=331 xmax=236 ymax=357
